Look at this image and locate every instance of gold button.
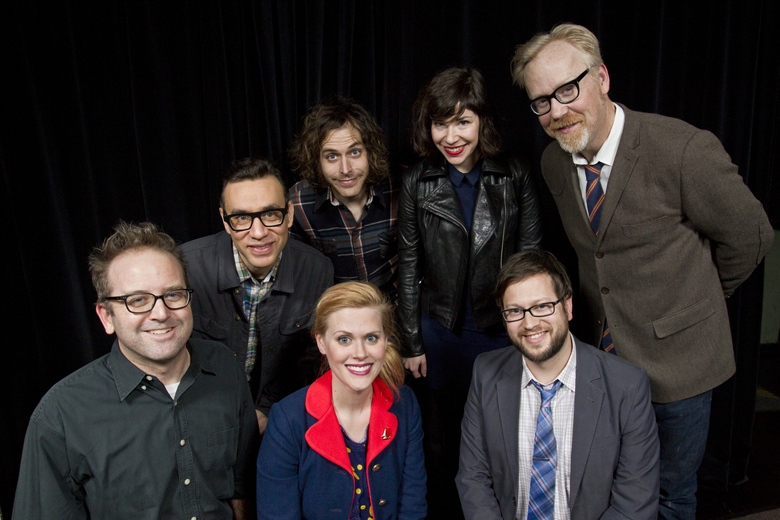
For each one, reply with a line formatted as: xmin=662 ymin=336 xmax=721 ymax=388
xmin=371 ymin=464 xmax=381 ymax=472
xmin=180 ymin=439 xmax=186 ymax=446
xmin=360 ymin=505 xmax=366 ymax=510
xmin=356 ymin=488 xmax=362 ymax=494
xmin=357 ymin=464 xmax=363 ymax=470
xmin=378 ymin=498 xmax=387 ymax=505
xmin=184 ymin=478 xmax=191 ymax=485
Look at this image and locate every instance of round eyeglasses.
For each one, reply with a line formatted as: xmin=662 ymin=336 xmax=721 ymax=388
xmin=529 ymin=68 xmax=590 ymax=116
xmin=222 ymin=208 xmax=288 ymax=232
xmin=103 ymin=289 xmax=194 ymax=314
xmin=501 ymin=297 xmax=564 ymax=322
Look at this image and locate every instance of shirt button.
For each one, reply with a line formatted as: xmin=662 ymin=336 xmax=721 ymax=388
xmin=146 ymin=375 xmax=153 ymax=381
xmin=601 ymin=287 xmax=609 ymax=294
xmin=184 ymin=478 xmax=191 ymax=485
xmin=180 ymin=439 xmax=186 ymax=446
xmin=234 ymin=288 xmax=241 ymax=295
xmin=371 ymin=464 xmax=381 ymax=472
xmin=595 ymin=251 xmax=604 ymax=258
xmin=141 ymin=385 xmax=147 ymax=390
xmin=191 ymin=517 xmax=197 ymax=520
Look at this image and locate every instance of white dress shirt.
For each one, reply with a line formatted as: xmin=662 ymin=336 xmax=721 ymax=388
xmin=572 ymin=103 xmax=625 ymax=204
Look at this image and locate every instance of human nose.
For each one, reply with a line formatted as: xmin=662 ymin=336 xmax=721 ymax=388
xmin=352 ymin=340 xmax=368 ymax=359
xmin=548 ymin=97 xmax=568 ymax=119
xmin=445 ymin=125 xmax=458 ymax=143
xmin=248 ymin=216 xmax=269 ymax=238
xmin=148 ymin=297 xmax=171 ymax=320
xmin=340 ymin=155 xmax=352 ymax=174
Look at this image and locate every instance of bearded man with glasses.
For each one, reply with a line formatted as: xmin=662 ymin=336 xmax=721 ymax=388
xmin=181 ymin=157 xmax=333 ymax=434
xmin=13 ymin=221 xmax=259 ymax=519
xmin=511 ymin=23 xmax=773 ymax=519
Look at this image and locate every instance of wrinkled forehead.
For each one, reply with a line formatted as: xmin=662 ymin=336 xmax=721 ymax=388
xmin=525 ymin=41 xmax=590 ymax=99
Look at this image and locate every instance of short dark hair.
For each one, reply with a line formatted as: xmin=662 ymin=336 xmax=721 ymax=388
xmin=494 ymin=250 xmax=573 ymax=308
xmin=290 ymin=97 xmax=390 ymax=191
xmin=220 ymin=157 xmax=288 ymax=209
xmin=411 ymin=67 xmax=501 ymax=161
xmin=89 ymin=221 xmax=188 ymax=303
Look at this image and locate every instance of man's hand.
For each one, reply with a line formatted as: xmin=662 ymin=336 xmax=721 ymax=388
xmin=256 ymin=409 xmax=268 ymax=435
xmin=230 ymin=498 xmax=253 ymax=520
xmin=403 ymin=354 xmax=427 ymax=378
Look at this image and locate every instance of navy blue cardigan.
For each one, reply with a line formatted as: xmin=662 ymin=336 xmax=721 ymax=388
xmin=256 ymin=371 xmax=426 ymax=519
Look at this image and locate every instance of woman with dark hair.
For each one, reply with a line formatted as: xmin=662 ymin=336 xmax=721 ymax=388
xmin=256 ymin=282 xmax=426 ymax=519
xmin=399 ymin=67 xmax=542 ymax=516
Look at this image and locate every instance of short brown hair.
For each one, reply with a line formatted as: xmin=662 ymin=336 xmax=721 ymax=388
xmin=89 ymin=221 xmax=188 ymax=303
xmin=511 ymin=23 xmax=604 ymax=90
xmin=290 ymin=98 xmax=390 ymax=191
xmin=312 ymin=282 xmax=405 ymax=397
xmin=411 ymin=67 xmax=501 ymax=161
xmin=494 ymin=250 xmax=573 ymax=308
xmin=220 ymin=157 xmax=288 ymax=209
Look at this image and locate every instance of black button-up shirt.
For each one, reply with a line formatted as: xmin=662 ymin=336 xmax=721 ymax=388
xmin=12 ymin=338 xmax=259 ymax=519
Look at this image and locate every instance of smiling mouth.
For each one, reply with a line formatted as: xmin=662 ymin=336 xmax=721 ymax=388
xmin=346 ymin=363 xmax=373 ymax=375
xmin=248 ymin=243 xmax=273 ymax=254
xmin=523 ymin=330 xmax=548 ymax=343
xmin=444 ymin=145 xmax=465 ymax=156
xmin=147 ymin=327 xmax=173 ymax=335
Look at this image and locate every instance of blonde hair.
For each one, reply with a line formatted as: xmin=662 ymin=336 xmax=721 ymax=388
xmin=313 ymin=282 xmax=405 ymax=397
xmin=511 ymin=23 xmax=604 ymax=90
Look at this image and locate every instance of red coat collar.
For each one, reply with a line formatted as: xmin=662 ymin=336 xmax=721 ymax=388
xmin=304 ymin=371 xmax=398 ymax=473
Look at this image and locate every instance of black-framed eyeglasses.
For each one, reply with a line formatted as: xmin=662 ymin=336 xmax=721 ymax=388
xmin=103 ymin=289 xmax=194 ymax=314
xmin=222 ymin=208 xmax=288 ymax=232
xmin=501 ymin=297 xmax=564 ymax=322
xmin=529 ymin=68 xmax=590 ymax=116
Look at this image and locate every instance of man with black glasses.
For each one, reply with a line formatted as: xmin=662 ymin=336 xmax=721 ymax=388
xmin=457 ymin=250 xmax=659 ymax=520
xmin=511 ymin=24 xmax=773 ymax=519
xmin=13 ymin=221 xmax=259 ymax=519
xmin=181 ymin=157 xmax=333 ymax=433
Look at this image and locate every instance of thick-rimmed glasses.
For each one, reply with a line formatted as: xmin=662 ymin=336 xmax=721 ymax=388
xmin=529 ymin=68 xmax=590 ymax=116
xmin=222 ymin=208 xmax=288 ymax=232
xmin=103 ymin=289 xmax=194 ymax=314
xmin=501 ymin=297 xmax=564 ymax=322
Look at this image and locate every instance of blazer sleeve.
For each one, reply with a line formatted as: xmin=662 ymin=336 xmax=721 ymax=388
xmin=680 ymin=129 xmax=774 ymax=296
xmin=398 ymin=387 xmax=428 ymax=519
xmin=510 ymin=157 xmax=543 ymax=252
xmin=397 ymin=164 xmax=425 ymax=356
xmin=599 ymin=369 xmax=660 ymax=520
xmin=256 ymin=403 xmax=303 ymax=520
xmin=456 ymin=361 xmax=504 ymax=520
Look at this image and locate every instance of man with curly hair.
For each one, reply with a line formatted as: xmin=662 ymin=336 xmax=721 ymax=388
xmin=289 ymin=98 xmax=400 ymax=302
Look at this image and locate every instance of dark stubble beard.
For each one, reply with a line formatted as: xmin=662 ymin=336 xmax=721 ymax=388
xmin=510 ymin=324 xmax=569 ymax=363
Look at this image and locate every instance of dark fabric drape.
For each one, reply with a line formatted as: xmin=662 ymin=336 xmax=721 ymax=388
xmin=2 ymin=0 xmax=777 ymax=512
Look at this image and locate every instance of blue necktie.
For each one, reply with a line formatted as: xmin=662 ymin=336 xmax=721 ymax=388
xmin=527 ymin=380 xmax=563 ymax=520
xmin=584 ymin=163 xmax=615 ymax=354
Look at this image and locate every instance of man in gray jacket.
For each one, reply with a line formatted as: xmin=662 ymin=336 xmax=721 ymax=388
xmin=181 ymin=158 xmax=333 ymax=433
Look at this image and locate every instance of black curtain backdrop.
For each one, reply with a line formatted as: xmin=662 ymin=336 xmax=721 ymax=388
xmin=2 ymin=0 xmax=777 ymax=513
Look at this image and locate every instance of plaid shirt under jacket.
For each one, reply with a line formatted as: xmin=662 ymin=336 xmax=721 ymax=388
xmin=289 ymin=176 xmax=399 ymax=302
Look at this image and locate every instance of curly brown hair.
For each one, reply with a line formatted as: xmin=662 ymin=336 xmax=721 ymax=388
xmin=289 ymin=97 xmax=390 ymax=191
xmin=411 ymin=67 xmax=501 ymax=162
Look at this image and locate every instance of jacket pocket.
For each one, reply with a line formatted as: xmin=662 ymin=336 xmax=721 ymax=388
xmin=279 ymin=310 xmax=315 ymax=335
xmin=193 ymin=314 xmax=229 ymax=341
xmin=622 ymin=215 xmax=671 ymax=237
xmin=652 ymin=298 xmax=716 ymax=339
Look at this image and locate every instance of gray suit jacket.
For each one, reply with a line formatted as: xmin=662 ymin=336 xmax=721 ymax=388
xmin=457 ymin=338 xmax=659 ymax=520
xmin=541 ymin=105 xmax=774 ymax=402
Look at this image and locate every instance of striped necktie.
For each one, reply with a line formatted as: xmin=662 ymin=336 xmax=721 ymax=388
xmin=527 ymin=380 xmax=563 ymax=520
xmin=584 ymin=163 xmax=615 ymax=353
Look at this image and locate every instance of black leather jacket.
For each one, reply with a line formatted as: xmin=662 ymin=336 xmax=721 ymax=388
xmin=398 ymin=157 xmax=543 ymax=356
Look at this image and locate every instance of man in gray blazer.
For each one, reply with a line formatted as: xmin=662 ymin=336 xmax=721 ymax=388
xmin=510 ymin=24 xmax=774 ymax=519
xmin=457 ymin=250 xmax=659 ymax=520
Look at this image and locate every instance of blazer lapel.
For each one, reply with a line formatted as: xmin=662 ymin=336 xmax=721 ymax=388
xmin=569 ymin=339 xmax=605 ymax=507
xmin=596 ymin=106 xmax=640 ymax=246
xmin=496 ymin=354 xmax=524 ymax=496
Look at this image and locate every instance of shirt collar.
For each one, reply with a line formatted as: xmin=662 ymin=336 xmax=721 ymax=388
xmin=520 ymin=332 xmax=578 ymax=392
xmin=232 ymin=242 xmax=280 ymax=285
xmin=314 ymin=183 xmax=382 ymax=212
xmin=572 ymin=103 xmax=625 ymax=168
xmin=448 ymin=161 xmax=481 ymax=187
